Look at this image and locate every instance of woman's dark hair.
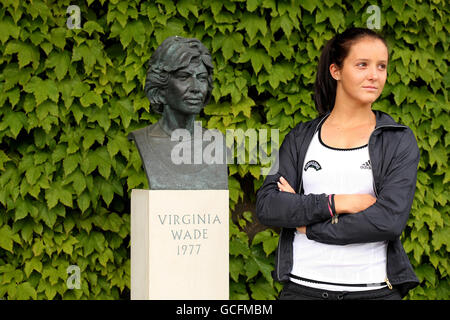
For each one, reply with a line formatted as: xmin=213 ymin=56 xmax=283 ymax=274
xmin=314 ymin=27 xmax=388 ymax=115
xmin=144 ymin=36 xmax=214 ymax=114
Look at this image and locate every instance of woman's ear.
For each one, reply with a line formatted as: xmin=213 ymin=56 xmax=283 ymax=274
xmin=329 ymin=63 xmax=340 ymax=81
xmin=159 ymin=88 xmax=167 ymax=105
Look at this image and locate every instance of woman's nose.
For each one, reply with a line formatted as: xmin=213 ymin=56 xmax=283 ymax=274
xmin=368 ymin=66 xmax=379 ymax=80
xmin=188 ymin=77 xmax=201 ymax=93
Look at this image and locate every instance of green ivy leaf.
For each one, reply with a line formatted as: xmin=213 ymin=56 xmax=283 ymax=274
xmin=252 ymin=230 xmax=279 ymax=256
xmin=15 ymin=282 xmax=37 ymax=300
xmin=221 ymin=33 xmax=244 ymax=60
xmin=48 ymin=27 xmax=66 ymax=50
xmin=0 ymin=16 xmax=20 ymax=44
xmin=23 ymin=77 xmax=59 ymax=106
xmin=77 ymin=192 xmax=91 ymax=214
xmin=230 ymin=237 xmax=251 ymax=258
xmin=80 ymin=91 xmax=103 ymax=108
xmin=0 ymin=225 xmax=20 ymax=253
xmin=428 ymin=145 xmax=447 ymax=170
xmin=83 ymin=147 xmax=111 ymax=179
xmin=20 ymin=219 xmax=34 ymax=243
xmin=177 ymin=0 xmax=199 ymax=18
xmin=14 ymin=197 xmax=36 ymax=221
xmin=99 ymin=248 xmax=114 ymax=267
xmin=237 ymin=13 xmax=267 ymax=40
xmin=0 ymin=151 xmax=11 ymax=171
xmin=270 ymin=14 xmax=294 ymax=38
xmin=237 ymin=48 xmax=272 ymax=74
xmin=415 ymin=264 xmax=437 ymax=286
xmin=45 ymin=181 xmax=73 ymax=210
xmin=245 ymin=246 xmax=273 ymax=285
xmin=0 ymin=110 xmax=27 ymax=138
xmin=230 ymin=256 xmax=245 ymax=282
xmin=83 ymin=21 xmax=105 ymax=36
xmin=231 ymin=97 xmax=255 ymax=118
xmin=72 ymin=44 xmax=97 ymax=73
xmin=107 ymin=134 xmax=130 ymax=159
xmin=249 ymin=277 xmax=278 ymax=300
xmin=4 ymin=40 xmax=40 ymax=69
xmin=24 ymin=256 xmax=43 ymax=277
xmin=32 ymin=239 xmax=45 ymax=257
xmin=230 ymin=281 xmax=249 ymax=300
xmin=83 ymin=231 xmax=106 ymax=256
xmin=63 ymin=153 xmax=81 ymax=177
xmin=61 ymin=236 xmax=79 ymax=255
xmin=82 ymin=127 xmax=105 ymax=150
xmin=45 ymin=51 xmax=70 ymax=80
xmin=109 ymin=99 xmax=134 ymax=129
xmin=431 ymin=227 xmax=449 ymax=251
xmin=267 ymin=62 xmax=295 ymax=89
xmin=38 ymin=205 xmax=57 ymax=228
xmin=300 ymin=0 xmax=318 ymax=13
xmin=99 ymin=178 xmax=115 ymax=206
xmin=118 ymin=20 xmax=146 ymax=48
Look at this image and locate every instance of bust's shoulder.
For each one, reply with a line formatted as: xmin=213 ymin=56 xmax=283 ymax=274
xmin=128 ymin=123 xmax=166 ymax=141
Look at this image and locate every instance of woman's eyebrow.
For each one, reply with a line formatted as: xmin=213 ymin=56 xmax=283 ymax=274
xmin=354 ymin=58 xmax=388 ymax=63
xmin=174 ymin=71 xmax=209 ymax=77
xmin=174 ymin=70 xmax=192 ymax=75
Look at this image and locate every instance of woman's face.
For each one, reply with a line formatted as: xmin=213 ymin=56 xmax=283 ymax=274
xmin=165 ymin=60 xmax=209 ymax=116
xmin=331 ymin=37 xmax=388 ymax=107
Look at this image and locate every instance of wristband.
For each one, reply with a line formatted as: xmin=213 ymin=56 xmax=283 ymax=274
xmin=330 ymin=194 xmax=336 ymax=216
xmin=327 ymin=195 xmax=334 ymax=217
xmin=329 ymin=194 xmax=338 ymax=224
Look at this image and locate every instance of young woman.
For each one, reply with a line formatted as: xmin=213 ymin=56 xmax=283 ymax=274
xmin=256 ymin=28 xmax=420 ymax=300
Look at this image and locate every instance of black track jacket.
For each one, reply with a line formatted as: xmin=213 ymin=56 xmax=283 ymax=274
xmin=256 ymin=110 xmax=420 ymax=297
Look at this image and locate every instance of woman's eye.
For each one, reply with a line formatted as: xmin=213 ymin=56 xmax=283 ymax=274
xmin=357 ymin=62 xmax=367 ymax=67
xmin=378 ymin=64 xmax=387 ymax=70
xmin=175 ymin=73 xmax=189 ymax=80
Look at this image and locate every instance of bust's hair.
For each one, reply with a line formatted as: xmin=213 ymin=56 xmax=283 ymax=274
xmin=144 ymin=36 xmax=214 ymax=114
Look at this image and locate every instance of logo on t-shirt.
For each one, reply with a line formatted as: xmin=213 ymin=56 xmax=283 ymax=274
xmin=360 ymin=160 xmax=372 ymax=170
xmin=304 ymin=160 xmax=322 ymax=171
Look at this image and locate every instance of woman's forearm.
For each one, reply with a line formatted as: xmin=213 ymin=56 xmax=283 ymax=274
xmin=334 ymin=194 xmax=377 ymax=214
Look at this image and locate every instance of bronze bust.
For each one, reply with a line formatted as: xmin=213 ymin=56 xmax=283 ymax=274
xmin=128 ymin=36 xmax=228 ymax=190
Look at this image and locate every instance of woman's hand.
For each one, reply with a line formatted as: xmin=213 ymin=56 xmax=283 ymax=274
xmin=277 ymin=176 xmax=295 ymax=193
xmin=296 ymin=226 xmax=306 ymax=234
xmin=277 ymin=177 xmax=307 ymax=234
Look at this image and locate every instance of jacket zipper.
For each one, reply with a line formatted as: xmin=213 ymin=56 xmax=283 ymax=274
xmin=368 ymin=124 xmax=406 ymax=290
xmin=278 ymin=115 xmax=329 ymax=280
xmin=385 ymin=277 xmax=393 ymax=290
xmin=276 ymin=228 xmax=282 ymax=280
xmin=296 ymin=115 xmax=330 ymax=194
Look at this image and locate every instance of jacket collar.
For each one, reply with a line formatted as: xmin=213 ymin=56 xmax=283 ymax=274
xmin=374 ymin=110 xmax=405 ymax=128
xmin=316 ymin=110 xmax=406 ymax=134
xmin=372 ymin=110 xmax=408 ymax=138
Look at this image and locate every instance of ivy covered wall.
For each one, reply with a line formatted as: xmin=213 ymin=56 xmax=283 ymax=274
xmin=0 ymin=0 xmax=448 ymax=299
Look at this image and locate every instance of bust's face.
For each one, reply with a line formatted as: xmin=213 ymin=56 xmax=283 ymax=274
xmin=165 ymin=61 xmax=209 ymax=116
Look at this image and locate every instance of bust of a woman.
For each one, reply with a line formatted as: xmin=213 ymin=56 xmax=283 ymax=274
xmin=128 ymin=36 xmax=228 ymax=190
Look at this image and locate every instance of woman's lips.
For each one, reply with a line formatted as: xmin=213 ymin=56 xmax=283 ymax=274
xmin=185 ymin=98 xmax=203 ymax=104
xmin=362 ymin=86 xmax=378 ymax=91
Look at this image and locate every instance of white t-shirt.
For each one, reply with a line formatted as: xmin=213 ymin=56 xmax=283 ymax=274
xmin=290 ymin=128 xmax=387 ymax=291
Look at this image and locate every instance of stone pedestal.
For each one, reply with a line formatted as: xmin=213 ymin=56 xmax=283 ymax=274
xmin=131 ymin=189 xmax=229 ymax=300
